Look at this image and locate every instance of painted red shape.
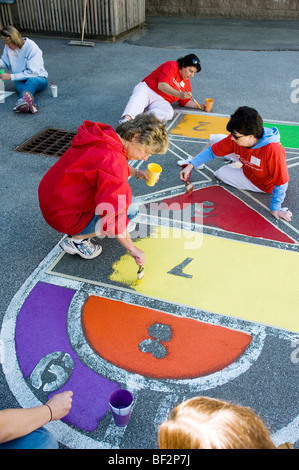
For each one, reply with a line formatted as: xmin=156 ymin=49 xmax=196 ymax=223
xmin=82 ymin=296 xmax=252 ymax=379
xmin=160 ymin=185 xmax=295 ymax=244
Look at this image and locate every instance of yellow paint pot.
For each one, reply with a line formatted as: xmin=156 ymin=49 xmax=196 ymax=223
xmin=146 ymin=163 xmax=162 ymax=186
xmin=205 ymin=98 xmax=214 ymax=112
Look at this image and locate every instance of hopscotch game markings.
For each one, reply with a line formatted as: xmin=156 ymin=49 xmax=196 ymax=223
xmin=1 ymin=111 xmax=298 ymax=449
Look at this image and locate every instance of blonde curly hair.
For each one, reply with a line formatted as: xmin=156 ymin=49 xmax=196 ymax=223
xmin=116 ymin=113 xmax=169 ymax=155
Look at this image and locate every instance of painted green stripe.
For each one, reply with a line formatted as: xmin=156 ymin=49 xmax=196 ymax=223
xmin=264 ymin=122 xmax=299 ymax=148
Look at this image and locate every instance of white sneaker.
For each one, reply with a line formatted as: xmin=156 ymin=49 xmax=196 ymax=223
xmin=127 ymin=221 xmax=136 ymax=233
xmin=13 ymin=98 xmax=29 ymax=113
xmin=119 ymin=117 xmax=130 ymax=124
xmin=177 ymin=158 xmax=205 ymax=169
xmin=60 ymin=236 xmax=102 ymax=259
xmin=177 ymin=158 xmax=193 ymax=167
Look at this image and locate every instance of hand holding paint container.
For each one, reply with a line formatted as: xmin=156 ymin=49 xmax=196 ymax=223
xmin=146 ymin=163 xmax=162 ymax=186
xmin=109 ymin=389 xmax=134 ymax=427
xmin=205 ymin=98 xmax=214 ymax=112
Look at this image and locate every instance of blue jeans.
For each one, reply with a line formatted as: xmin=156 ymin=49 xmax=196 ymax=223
xmin=0 ymin=427 xmax=58 ymax=449
xmin=78 ymin=196 xmax=139 ymax=236
xmin=14 ymin=76 xmax=48 ymax=101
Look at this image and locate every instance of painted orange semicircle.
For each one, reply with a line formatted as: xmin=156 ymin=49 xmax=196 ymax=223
xmin=82 ymin=297 xmax=252 ymax=380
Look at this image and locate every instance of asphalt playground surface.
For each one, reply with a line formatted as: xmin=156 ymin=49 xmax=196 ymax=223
xmin=0 ymin=17 xmax=298 ymax=453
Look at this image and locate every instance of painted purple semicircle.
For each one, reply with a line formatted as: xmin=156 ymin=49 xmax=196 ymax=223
xmin=15 ymin=281 xmax=118 ymax=431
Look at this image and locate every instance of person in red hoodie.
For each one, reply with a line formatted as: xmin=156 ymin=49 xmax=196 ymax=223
xmin=38 ymin=114 xmax=169 ymax=267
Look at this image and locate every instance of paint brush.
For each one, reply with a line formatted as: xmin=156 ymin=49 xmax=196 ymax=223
xmin=192 ymin=98 xmax=202 ymax=110
xmin=137 ymin=266 xmax=144 ymax=280
xmin=185 ymin=181 xmax=193 ymax=194
xmin=184 ymin=88 xmax=202 ymax=109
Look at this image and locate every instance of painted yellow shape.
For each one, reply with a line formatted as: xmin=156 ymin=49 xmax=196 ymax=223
xmin=170 ymin=114 xmax=229 ymax=139
xmin=110 ymin=227 xmax=299 ymax=332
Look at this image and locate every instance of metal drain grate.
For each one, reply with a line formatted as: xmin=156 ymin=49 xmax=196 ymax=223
xmin=15 ymin=127 xmax=77 ymax=158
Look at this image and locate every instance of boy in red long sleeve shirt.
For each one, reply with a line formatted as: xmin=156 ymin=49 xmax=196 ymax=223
xmin=180 ymin=107 xmax=291 ymax=222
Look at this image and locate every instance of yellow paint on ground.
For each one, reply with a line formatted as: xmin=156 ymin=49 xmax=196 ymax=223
xmin=170 ymin=114 xmax=230 ymax=139
xmin=110 ymin=227 xmax=299 ymax=332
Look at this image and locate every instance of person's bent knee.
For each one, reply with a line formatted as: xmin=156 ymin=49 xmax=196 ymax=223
xmin=0 ymin=427 xmax=58 ymax=449
xmin=214 ymin=166 xmax=226 ymax=181
xmin=164 ymin=107 xmax=174 ymax=121
xmin=127 ymin=196 xmax=139 ymax=220
xmin=150 ymin=107 xmax=174 ymax=122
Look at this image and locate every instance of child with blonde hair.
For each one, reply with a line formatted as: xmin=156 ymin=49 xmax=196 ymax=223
xmin=159 ymin=396 xmax=290 ymax=449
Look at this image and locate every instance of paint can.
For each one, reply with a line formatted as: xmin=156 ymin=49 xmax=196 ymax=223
xmin=50 ymin=82 xmax=58 ymax=97
xmin=109 ymin=389 xmax=134 ymax=427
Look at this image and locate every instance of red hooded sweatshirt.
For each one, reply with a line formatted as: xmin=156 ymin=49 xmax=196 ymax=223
xmin=38 ymin=121 xmax=132 ymax=236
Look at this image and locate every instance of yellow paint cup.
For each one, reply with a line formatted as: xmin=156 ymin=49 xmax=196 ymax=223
xmin=205 ymin=98 xmax=214 ymax=112
xmin=146 ymin=163 xmax=162 ymax=186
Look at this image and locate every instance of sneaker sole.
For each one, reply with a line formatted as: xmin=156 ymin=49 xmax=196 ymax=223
xmin=23 ymin=91 xmax=39 ymax=114
xmin=14 ymin=103 xmax=29 ymax=113
xmin=19 ymin=104 xmax=30 ymax=113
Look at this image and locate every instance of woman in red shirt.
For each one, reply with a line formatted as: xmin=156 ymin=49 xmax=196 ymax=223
xmin=38 ymin=114 xmax=169 ymax=266
xmin=120 ymin=54 xmax=204 ymax=123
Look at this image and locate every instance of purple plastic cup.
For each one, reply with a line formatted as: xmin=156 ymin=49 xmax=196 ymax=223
xmin=109 ymin=389 xmax=134 ymax=427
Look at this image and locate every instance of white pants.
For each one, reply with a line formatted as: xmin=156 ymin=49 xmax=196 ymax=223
xmin=210 ymin=134 xmax=264 ymax=193
xmin=122 ymin=82 xmax=174 ymax=121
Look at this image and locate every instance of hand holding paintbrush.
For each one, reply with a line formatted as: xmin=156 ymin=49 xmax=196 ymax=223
xmin=181 ymin=164 xmax=194 ymax=195
xmin=137 ymin=265 xmax=144 ymax=280
xmin=184 ymin=88 xmax=205 ymax=110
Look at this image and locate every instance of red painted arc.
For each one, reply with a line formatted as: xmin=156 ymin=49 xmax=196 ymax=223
xmin=82 ymin=296 xmax=252 ymax=380
xmin=159 ymin=186 xmax=295 ymax=244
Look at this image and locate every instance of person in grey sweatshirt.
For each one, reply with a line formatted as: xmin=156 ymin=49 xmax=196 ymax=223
xmin=0 ymin=25 xmax=48 ymax=114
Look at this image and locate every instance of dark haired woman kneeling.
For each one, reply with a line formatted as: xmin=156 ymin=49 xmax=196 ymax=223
xmin=119 ymin=54 xmax=204 ymax=123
